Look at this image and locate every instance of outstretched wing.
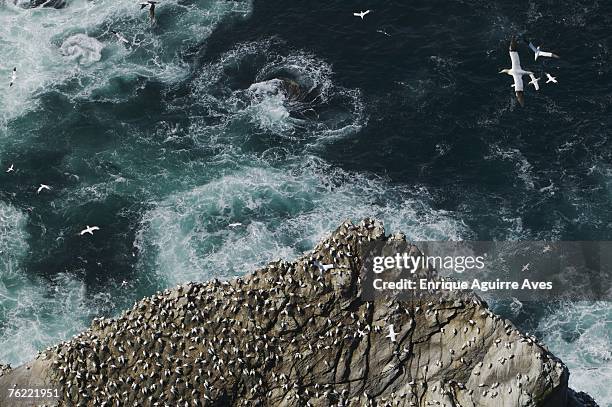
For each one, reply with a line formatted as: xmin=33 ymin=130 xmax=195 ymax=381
xmin=512 ymin=73 xmax=524 ymax=91
xmin=510 ymin=51 xmax=522 ymax=71
xmin=515 ymin=91 xmax=525 ymax=107
xmin=529 ymin=74 xmax=540 ymax=90
xmin=513 ymin=73 xmax=525 ymax=106
xmin=528 ymin=42 xmax=538 ymax=53
xmin=539 ymin=51 xmax=559 ymax=59
xmin=509 ymin=38 xmax=522 ymax=71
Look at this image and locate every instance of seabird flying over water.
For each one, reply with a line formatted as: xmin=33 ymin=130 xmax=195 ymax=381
xmin=9 ymin=67 xmax=16 ymax=87
xmin=111 ymin=30 xmax=129 ymax=44
xmin=527 ymin=41 xmax=559 ymax=61
xmin=228 ymin=222 xmax=242 ymax=228
xmin=80 ymin=225 xmax=100 ymax=236
xmin=528 ymin=74 xmax=540 ymax=90
xmin=140 ymin=1 xmax=158 ymax=22
xmin=499 ymin=38 xmax=534 ymax=107
xmin=545 ymin=73 xmax=557 ymax=83
xmin=353 ymin=10 xmax=371 ymax=19
xmin=6 ymin=164 xmax=14 ymax=173
xmin=37 ymin=184 xmax=51 ymax=194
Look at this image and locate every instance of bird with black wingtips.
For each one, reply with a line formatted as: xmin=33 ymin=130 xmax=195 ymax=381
xmin=499 ymin=38 xmax=534 ymax=107
xmin=140 ymin=0 xmax=158 ymax=23
xmin=9 ymin=67 xmax=16 ymax=87
xmin=525 ymin=39 xmax=560 ymax=61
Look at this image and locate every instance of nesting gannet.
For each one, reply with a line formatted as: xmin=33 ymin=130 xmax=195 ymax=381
xmin=6 ymin=164 xmax=14 ymax=173
xmin=499 ymin=38 xmax=534 ymax=107
xmin=111 ymin=30 xmax=130 ymax=45
xmin=80 ymin=225 xmax=100 ymax=236
xmin=9 ymin=67 xmax=16 ymax=87
xmin=313 ymin=260 xmax=334 ymax=272
xmin=545 ymin=73 xmax=557 ymax=83
xmin=140 ymin=1 xmax=158 ymax=22
xmin=527 ymin=42 xmax=559 ymax=61
xmin=528 ymin=74 xmax=540 ymax=90
xmin=37 ymin=184 xmax=51 ymax=194
xmin=386 ymin=324 xmax=398 ymax=342
xmin=353 ymin=10 xmax=371 ymax=19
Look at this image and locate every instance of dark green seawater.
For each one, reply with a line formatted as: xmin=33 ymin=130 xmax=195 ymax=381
xmin=0 ymin=0 xmax=610 ymax=402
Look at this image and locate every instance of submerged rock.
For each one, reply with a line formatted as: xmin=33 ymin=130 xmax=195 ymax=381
xmin=0 ymin=220 xmax=599 ymax=406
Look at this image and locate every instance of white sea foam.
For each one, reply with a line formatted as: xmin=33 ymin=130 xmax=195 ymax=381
xmin=136 ymin=158 xmax=471 ymax=286
xmin=0 ymin=202 xmax=98 ymax=365
xmin=539 ymin=302 xmax=611 ymax=405
xmin=0 ymin=0 xmax=252 ymax=128
xmin=59 ymin=34 xmax=104 ymax=64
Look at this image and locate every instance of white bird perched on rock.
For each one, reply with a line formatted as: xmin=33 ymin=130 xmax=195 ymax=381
xmin=9 ymin=67 xmax=16 ymax=87
xmin=545 ymin=73 xmax=558 ymax=83
xmin=313 ymin=260 xmax=334 ymax=272
xmin=526 ymin=41 xmax=560 ymax=61
xmin=386 ymin=324 xmax=398 ymax=343
xmin=80 ymin=225 xmax=100 ymax=236
xmin=499 ymin=38 xmax=534 ymax=107
xmin=353 ymin=10 xmax=371 ymax=19
xmin=37 ymin=184 xmax=51 ymax=194
xmin=528 ymin=74 xmax=540 ymax=90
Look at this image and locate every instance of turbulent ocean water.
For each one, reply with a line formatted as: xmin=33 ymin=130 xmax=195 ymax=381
xmin=0 ymin=0 xmax=610 ymax=403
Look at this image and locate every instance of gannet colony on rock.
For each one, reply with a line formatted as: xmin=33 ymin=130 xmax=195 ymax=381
xmin=0 ymin=220 xmax=598 ymax=406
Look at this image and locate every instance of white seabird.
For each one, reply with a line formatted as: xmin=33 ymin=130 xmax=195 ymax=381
xmin=353 ymin=10 xmax=371 ymax=19
xmin=9 ymin=67 xmax=16 ymax=87
xmin=228 ymin=222 xmax=243 ymax=228
xmin=499 ymin=38 xmax=534 ymax=107
xmin=313 ymin=260 xmax=334 ymax=272
xmin=545 ymin=73 xmax=558 ymax=83
xmin=111 ymin=30 xmax=130 ymax=45
xmin=527 ymin=42 xmax=560 ymax=61
xmin=386 ymin=324 xmax=398 ymax=343
xmin=80 ymin=225 xmax=100 ymax=236
xmin=528 ymin=74 xmax=540 ymax=90
xmin=140 ymin=1 xmax=158 ymax=22
xmin=6 ymin=164 xmax=14 ymax=173
xmin=37 ymin=184 xmax=51 ymax=194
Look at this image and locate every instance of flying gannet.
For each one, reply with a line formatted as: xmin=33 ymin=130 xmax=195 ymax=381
xmin=528 ymin=74 xmax=540 ymax=90
xmin=80 ymin=225 xmax=100 ymax=236
xmin=6 ymin=164 xmax=14 ymax=173
xmin=499 ymin=38 xmax=534 ymax=107
xmin=527 ymin=41 xmax=559 ymax=61
xmin=111 ymin=30 xmax=130 ymax=45
xmin=140 ymin=1 xmax=158 ymax=23
xmin=9 ymin=67 xmax=16 ymax=87
xmin=353 ymin=10 xmax=371 ymax=19
xmin=545 ymin=73 xmax=557 ymax=83
xmin=228 ymin=222 xmax=243 ymax=228
xmin=37 ymin=184 xmax=51 ymax=194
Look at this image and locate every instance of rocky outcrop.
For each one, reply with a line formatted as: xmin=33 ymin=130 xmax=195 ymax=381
xmin=0 ymin=219 xmax=599 ymax=406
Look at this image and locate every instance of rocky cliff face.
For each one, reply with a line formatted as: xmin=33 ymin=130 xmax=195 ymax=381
xmin=0 ymin=219 xmax=599 ymax=406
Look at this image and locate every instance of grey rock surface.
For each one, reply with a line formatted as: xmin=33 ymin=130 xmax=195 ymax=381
xmin=0 ymin=219 xmax=599 ymax=406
